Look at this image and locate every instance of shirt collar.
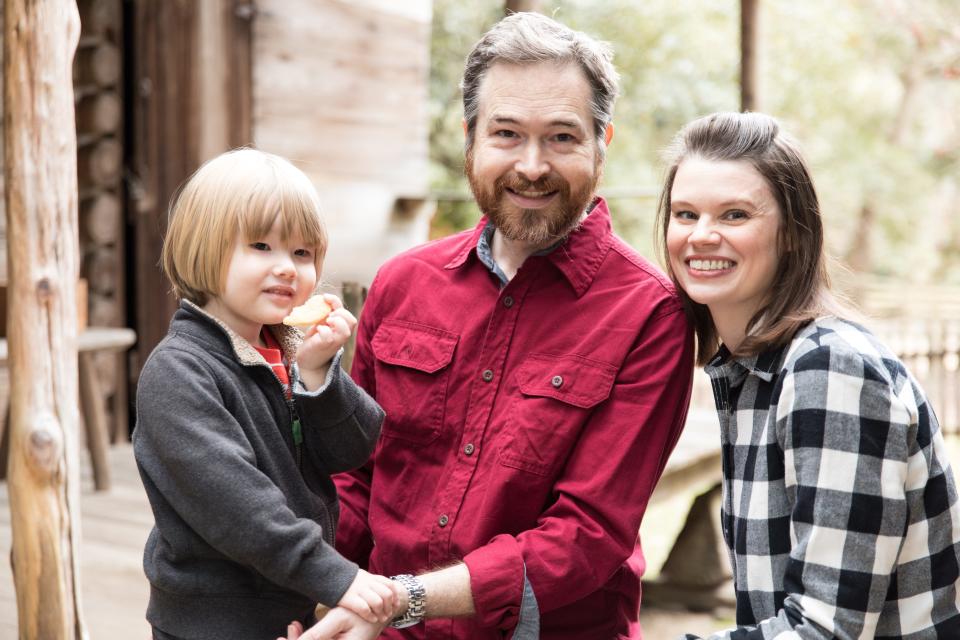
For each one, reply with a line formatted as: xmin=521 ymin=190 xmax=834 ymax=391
xmin=444 ymin=197 xmax=614 ymax=298
xmin=705 ymin=341 xmax=786 ymax=386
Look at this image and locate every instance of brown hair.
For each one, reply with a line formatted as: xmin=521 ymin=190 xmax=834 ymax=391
xmin=460 ymin=11 xmax=619 ymax=152
xmin=656 ymin=112 xmax=847 ymax=365
xmin=162 ymin=148 xmax=328 ymax=305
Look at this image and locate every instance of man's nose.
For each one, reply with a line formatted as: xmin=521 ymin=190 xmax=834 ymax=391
xmin=515 ymin=142 xmax=549 ymax=182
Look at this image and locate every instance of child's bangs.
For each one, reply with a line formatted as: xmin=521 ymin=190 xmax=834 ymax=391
xmin=237 ymin=173 xmax=326 ymax=253
xmin=276 ymin=186 xmax=327 ymax=250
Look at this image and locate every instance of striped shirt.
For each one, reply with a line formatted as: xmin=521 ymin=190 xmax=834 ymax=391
xmin=684 ymin=317 xmax=960 ymax=639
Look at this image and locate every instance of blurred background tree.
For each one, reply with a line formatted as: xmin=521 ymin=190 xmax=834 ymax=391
xmin=428 ymin=0 xmax=960 ymax=290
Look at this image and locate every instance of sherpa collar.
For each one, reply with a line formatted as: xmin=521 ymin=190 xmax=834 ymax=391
xmin=180 ymin=299 xmax=303 ymax=368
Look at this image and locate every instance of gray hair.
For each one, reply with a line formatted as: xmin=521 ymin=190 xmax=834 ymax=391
xmin=460 ymin=12 xmax=620 ymax=149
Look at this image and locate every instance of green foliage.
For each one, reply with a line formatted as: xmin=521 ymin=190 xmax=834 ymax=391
xmin=428 ymin=0 xmax=960 ymax=282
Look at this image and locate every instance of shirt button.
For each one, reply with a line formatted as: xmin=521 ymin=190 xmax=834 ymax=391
xmin=438 ymin=514 xmax=449 ymax=527
xmin=482 ymin=369 xmax=494 ymax=382
xmin=551 ymin=375 xmax=563 ymax=388
xmin=464 ymin=443 xmax=475 ymax=456
xmin=503 ymin=296 xmax=514 ymax=308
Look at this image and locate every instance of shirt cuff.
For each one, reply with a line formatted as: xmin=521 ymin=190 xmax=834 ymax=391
xmin=293 ymin=348 xmax=344 ymax=396
xmin=463 ymin=534 xmax=525 ymax=630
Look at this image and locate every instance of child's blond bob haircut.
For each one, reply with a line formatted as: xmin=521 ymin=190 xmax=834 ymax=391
xmin=162 ymin=148 xmax=328 ymax=306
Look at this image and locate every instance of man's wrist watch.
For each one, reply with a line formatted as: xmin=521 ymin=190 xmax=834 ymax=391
xmin=389 ymin=574 xmax=426 ymax=628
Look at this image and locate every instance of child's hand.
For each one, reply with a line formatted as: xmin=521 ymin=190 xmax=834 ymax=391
xmin=296 ymin=294 xmax=357 ymax=390
xmin=279 ymin=620 xmax=303 ymax=639
xmin=336 ymin=569 xmax=401 ymax=624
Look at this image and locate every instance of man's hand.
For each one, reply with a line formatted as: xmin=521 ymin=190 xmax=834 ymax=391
xmin=284 ymin=607 xmax=386 ymax=640
xmin=337 ymin=569 xmax=401 ymax=624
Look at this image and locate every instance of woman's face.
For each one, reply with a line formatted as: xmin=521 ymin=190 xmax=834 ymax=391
xmin=666 ymin=157 xmax=781 ymax=327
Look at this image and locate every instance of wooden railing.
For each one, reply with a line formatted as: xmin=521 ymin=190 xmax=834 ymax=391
xmin=870 ymin=318 xmax=960 ymax=436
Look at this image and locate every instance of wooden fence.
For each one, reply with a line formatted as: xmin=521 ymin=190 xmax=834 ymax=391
xmin=871 ymin=318 xmax=960 ymax=436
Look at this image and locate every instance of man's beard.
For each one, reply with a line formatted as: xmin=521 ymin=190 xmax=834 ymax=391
xmin=466 ymin=151 xmax=601 ymax=247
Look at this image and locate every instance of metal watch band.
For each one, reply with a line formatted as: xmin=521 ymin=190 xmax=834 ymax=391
xmin=389 ymin=573 xmax=426 ymax=629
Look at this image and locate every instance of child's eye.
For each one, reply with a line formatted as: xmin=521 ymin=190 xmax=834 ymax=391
xmin=250 ymin=242 xmax=270 ymax=251
xmin=294 ymin=248 xmax=313 ymax=258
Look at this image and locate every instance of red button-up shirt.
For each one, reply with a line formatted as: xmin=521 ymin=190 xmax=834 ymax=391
xmin=334 ymin=199 xmax=693 ymax=638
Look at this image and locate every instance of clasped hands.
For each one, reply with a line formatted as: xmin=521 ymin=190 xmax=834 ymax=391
xmin=277 ymin=569 xmax=407 ymax=640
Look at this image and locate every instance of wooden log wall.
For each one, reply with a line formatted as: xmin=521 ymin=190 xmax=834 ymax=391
xmin=74 ymin=0 xmax=127 ymax=441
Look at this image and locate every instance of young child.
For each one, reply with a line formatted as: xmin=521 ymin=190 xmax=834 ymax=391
xmin=134 ymin=149 xmax=399 ymax=639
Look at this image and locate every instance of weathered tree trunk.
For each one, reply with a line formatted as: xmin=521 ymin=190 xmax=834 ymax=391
xmin=505 ymin=0 xmax=544 ymax=15
xmin=740 ymin=0 xmax=761 ymax=112
xmin=3 ymin=1 xmax=86 ymax=638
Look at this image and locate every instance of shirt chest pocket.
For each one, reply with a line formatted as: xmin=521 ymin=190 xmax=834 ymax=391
xmin=498 ymin=353 xmax=617 ymax=476
xmin=371 ymin=319 xmax=459 ymax=445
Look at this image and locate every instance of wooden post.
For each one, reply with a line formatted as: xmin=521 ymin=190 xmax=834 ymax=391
xmin=740 ymin=0 xmax=760 ymax=112
xmin=3 ymin=1 xmax=87 ymax=638
xmin=341 ymin=282 xmax=367 ymax=375
xmin=505 ymin=0 xmax=544 ymax=15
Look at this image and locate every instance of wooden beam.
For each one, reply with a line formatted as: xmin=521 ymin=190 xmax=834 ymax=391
xmin=3 ymin=0 xmax=87 ymax=637
xmin=740 ymin=0 xmax=761 ymax=112
xmin=505 ymin=0 xmax=544 ymax=14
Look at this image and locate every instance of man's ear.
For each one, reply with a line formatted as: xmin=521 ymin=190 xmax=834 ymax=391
xmin=604 ymin=123 xmax=614 ymax=146
xmin=462 ymin=119 xmax=468 ymax=137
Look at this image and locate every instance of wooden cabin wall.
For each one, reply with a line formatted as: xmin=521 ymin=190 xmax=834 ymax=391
xmin=128 ymin=0 xmax=252 ymax=377
xmin=252 ymin=0 xmax=434 ymax=287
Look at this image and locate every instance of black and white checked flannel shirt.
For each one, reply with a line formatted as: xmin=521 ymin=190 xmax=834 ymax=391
xmin=683 ymin=317 xmax=960 ymax=639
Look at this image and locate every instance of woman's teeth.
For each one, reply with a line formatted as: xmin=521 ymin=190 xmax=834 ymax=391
xmin=690 ymin=259 xmax=734 ymax=271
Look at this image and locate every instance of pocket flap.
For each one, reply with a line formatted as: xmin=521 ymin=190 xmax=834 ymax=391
xmin=516 ymin=353 xmax=616 ymax=409
xmin=371 ymin=319 xmax=458 ymax=374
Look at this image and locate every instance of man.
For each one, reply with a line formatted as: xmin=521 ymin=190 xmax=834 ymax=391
xmin=302 ymin=11 xmax=693 ymax=640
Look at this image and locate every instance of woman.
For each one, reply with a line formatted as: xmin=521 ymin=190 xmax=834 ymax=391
xmin=658 ymin=112 xmax=960 ymax=639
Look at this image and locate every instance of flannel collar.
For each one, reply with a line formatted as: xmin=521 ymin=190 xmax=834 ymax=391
xmin=444 ymin=196 xmax=614 ymax=298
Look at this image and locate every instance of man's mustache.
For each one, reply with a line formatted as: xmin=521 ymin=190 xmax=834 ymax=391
xmin=497 ymin=172 xmax=566 ymax=194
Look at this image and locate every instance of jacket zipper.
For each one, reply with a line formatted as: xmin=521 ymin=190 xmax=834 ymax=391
xmin=260 ymin=358 xmax=302 ymax=470
xmin=287 ymin=397 xmax=303 ymax=469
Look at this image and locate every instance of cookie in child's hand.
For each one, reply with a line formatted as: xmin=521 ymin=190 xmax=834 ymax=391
xmin=283 ymin=295 xmax=333 ymax=329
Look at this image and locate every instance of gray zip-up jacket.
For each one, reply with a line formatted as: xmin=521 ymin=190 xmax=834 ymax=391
xmin=133 ymin=301 xmax=384 ymax=639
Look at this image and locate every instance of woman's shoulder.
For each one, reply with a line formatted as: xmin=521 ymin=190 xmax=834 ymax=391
xmin=781 ymin=316 xmax=904 ymax=385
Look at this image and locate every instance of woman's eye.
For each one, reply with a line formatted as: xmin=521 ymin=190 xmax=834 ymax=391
xmin=250 ymin=242 xmax=270 ymax=251
xmin=724 ymin=209 xmax=749 ymax=220
xmin=672 ymin=210 xmax=697 ymax=221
